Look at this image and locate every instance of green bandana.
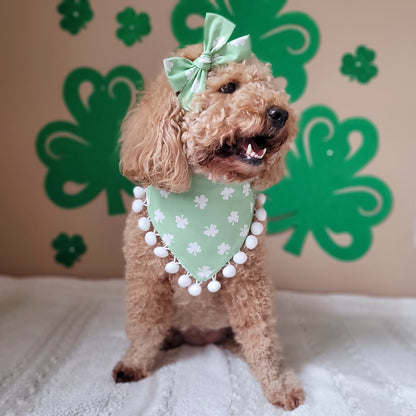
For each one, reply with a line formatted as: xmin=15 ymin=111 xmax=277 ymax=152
xmin=163 ymin=13 xmax=251 ymax=111
xmin=132 ymin=175 xmax=266 ymax=296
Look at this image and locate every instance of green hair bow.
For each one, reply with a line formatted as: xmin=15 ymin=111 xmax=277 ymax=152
xmin=164 ymin=13 xmax=252 ymax=111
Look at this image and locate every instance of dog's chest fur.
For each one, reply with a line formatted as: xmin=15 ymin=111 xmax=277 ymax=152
xmin=170 ymin=280 xmax=230 ymax=331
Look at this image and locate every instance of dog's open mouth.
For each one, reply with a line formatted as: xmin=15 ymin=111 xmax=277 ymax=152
xmin=218 ymin=135 xmax=272 ymax=166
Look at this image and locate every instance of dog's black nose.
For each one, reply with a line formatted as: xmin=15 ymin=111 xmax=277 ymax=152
xmin=267 ymin=106 xmax=288 ymax=129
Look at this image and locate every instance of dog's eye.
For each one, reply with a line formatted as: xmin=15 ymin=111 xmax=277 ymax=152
xmin=219 ymin=82 xmax=237 ymax=94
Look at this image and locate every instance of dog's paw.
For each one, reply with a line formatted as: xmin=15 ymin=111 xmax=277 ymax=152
xmin=112 ymin=361 xmax=147 ymax=383
xmin=268 ymin=369 xmax=305 ymax=411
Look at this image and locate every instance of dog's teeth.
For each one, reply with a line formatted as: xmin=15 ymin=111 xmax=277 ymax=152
xmin=246 ymin=143 xmax=252 ymax=156
xmin=260 ymin=148 xmax=267 ymax=157
xmin=250 ymin=151 xmax=256 ymax=158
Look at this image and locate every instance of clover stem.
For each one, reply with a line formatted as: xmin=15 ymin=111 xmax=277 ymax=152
xmin=106 ymin=187 xmax=126 ymax=215
xmin=283 ymin=225 xmax=309 ymax=256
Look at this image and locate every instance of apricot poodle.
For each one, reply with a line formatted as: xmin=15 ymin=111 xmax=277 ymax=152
xmin=112 ymin=40 xmax=304 ymax=410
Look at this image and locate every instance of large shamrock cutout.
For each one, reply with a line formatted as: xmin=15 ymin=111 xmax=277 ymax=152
xmin=265 ymin=105 xmax=393 ymax=261
xmin=36 ymin=66 xmax=143 ymax=215
xmin=171 ymin=0 xmax=320 ymax=102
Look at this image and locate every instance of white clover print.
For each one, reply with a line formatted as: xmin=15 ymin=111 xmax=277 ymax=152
xmin=154 ymin=209 xmax=165 ymax=223
xmin=229 ymin=35 xmax=248 ymax=47
xmin=191 ymin=78 xmax=201 ymax=93
xmin=197 ymin=266 xmax=212 ymax=278
xmin=240 ymin=224 xmax=249 ymax=237
xmin=228 ymin=211 xmax=239 ymax=225
xmin=160 ymin=190 xmax=170 ymax=198
xmin=185 ymin=68 xmax=194 ymax=80
xmin=217 ymin=242 xmax=231 ymax=255
xmin=221 ymin=187 xmax=234 ymax=200
xmin=162 ymin=233 xmax=174 ymax=246
xmin=187 ymin=242 xmax=201 ymax=256
xmin=250 ymin=202 xmax=254 ymax=213
xmin=194 ymin=194 xmax=208 ymax=209
xmin=212 ymin=35 xmax=226 ymax=51
xmin=176 ymin=215 xmax=189 ymax=229
xmin=243 ymin=183 xmax=251 ymax=197
xmin=204 ymin=224 xmax=219 ymax=238
xmin=164 ymin=59 xmax=173 ymax=72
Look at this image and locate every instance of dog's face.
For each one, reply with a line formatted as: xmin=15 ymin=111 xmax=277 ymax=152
xmin=120 ymin=44 xmax=297 ymax=192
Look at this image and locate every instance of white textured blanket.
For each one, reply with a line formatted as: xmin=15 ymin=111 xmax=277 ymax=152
xmin=0 ymin=276 xmax=415 ymax=416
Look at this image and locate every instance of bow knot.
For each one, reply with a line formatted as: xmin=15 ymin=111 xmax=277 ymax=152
xmin=193 ymin=53 xmax=213 ymax=71
xmin=163 ymin=13 xmax=251 ymax=111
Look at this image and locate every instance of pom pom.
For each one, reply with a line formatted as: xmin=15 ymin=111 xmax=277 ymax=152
xmin=178 ymin=274 xmax=191 ymax=288
xmin=137 ymin=217 xmax=150 ymax=231
xmin=144 ymin=231 xmax=157 ymax=246
xmin=132 ymin=199 xmax=144 ymax=213
xmin=133 ymin=186 xmax=145 ymax=199
xmin=245 ymin=235 xmax=258 ymax=250
xmin=188 ymin=283 xmax=202 ymax=296
xmin=255 ymin=208 xmax=267 ymax=221
xmin=222 ymin=264 xmax=236 ymax=278
xmin=251 ymin=221 xmax=264 ymax=235
xmin=257 ymin=193 xmax=266 ymax=205
xmin=165 ymin=261 xmax=179 ymax=274
xmin=207 ymin=280 xmax=221 ymax=293
xmin=153 ymin=246 xmax=168 ymax=258
xmin=233 ymin=251 xmax=247 ymax=265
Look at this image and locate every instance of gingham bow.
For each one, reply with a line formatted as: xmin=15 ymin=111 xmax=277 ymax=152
xmin=163 ymin=13 xmax=251 ymax=111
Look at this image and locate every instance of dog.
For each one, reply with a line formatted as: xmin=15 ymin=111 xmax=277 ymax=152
xmin=112 ymin=34 xmax=304 ymax=410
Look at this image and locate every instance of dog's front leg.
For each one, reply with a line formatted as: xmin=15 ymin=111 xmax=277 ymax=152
xmin=221 ymin=266 xmax=304 ymax=410
xmin=113 ymin=269 xmax=174 ymax=383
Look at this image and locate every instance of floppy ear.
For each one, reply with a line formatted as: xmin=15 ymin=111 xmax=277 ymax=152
xmin=120 ymin=72 xmax=190 ymax=193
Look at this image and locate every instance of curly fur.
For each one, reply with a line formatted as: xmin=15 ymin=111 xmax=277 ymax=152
xmin=114 ymin=44 xmax=304 ymax=410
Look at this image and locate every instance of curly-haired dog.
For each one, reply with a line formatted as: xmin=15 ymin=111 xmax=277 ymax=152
xmin=113 ymin=28 xmax=304 ymax=410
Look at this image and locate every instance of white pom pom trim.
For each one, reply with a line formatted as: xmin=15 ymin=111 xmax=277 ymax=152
xmin=138 ymin=217 xmax=150 ymax=231
xmin=165 ymin=261 xmax=180 ymax=274
xmin=145 ymin=231 xmax=157 ymax=246
xmin=255 ymin=208 xmax=267 ymax=222
xmin=132 ymin=199 xmax=144 ymax=213
xmin=178 ymin=274 xmax=192 ymax=288
xmin=188 ymin=283 xmax=202 ymax=296
xmin=233 ymin=251 xmax=247 ymax=265
xmin=222 ymin=264 xmax=236 ymax=278
xmin=154 ymin=246 xmax=168 ymax=258
xmin=135 ymin=185 xmax=268 ymax=296
xmin=257 ymin=193 xmax=266 ymax=205
xmin=251 ymin=221 xmax=264 ymax=236
xmin=133 ymin=186 xmax=146 ymax=199
xmin=245 ymin=235 xmax=258 ymax=250
xmin=207 ymin=280 xmax=221 ymax=293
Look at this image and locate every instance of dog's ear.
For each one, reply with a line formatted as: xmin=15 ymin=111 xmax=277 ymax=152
xmin=120 ymin=72 xmax=190 ymax=193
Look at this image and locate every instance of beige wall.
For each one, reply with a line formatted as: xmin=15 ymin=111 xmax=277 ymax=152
xmin=1 ymin=1 xmax=415 ymax=295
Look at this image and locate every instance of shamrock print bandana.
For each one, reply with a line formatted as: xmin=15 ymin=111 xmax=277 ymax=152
xmin=132 ymin=174 xmax=266 ymax=296
xmin=147 ymin=173 xmax=254 ymax=278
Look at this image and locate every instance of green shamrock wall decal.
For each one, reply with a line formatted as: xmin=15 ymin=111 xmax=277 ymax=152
xmin=340 ymin=45 xmax=378 ymax=84
xmin=264 ymin=105 xmax=392 ymax=261
xmin=36 ymin=66 xmax=144 ymax=215
xmin=116 ymin=7 xmax=152 ymax=46
xmin=57 ymin=0 xmax=93 ymax=35
xmin=171 ymin=0 xmax=320 ymax=102
xmin=52 ymin=233 xmax=87 ymax=268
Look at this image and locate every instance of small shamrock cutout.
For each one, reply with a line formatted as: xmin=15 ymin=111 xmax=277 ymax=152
xmin=57 ymin=0 xmax=93 ymax=35
xmin=52 ymin=233 xmax=87 ymax=268
xmin=264 ymin=105 xmax=392 ymax=261
xmin=171 ymin=0 xmax=320 ymax=102
xmin=116 ymin=8 xmax=151 ymax=46
xmin=340 ymin=45 xmax=378 ymax=84
xmin=36 ymin=66 xmax=144 ymax=215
